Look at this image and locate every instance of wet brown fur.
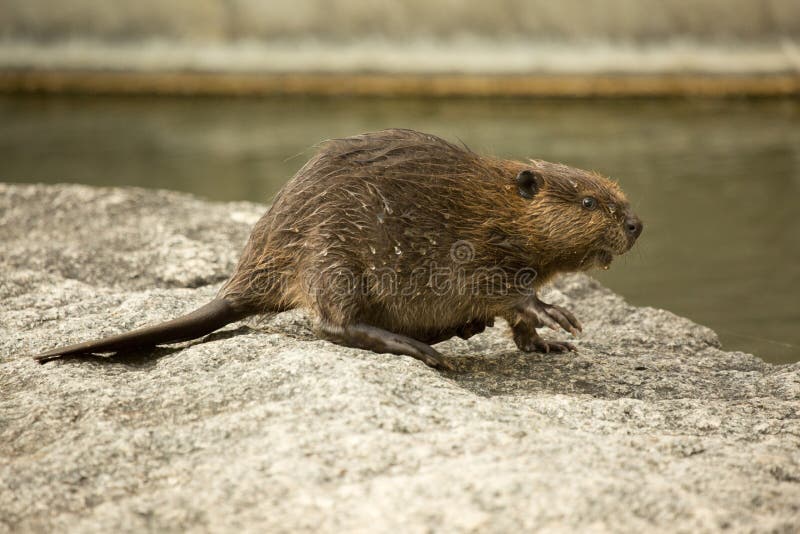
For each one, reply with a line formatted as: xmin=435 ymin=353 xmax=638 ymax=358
xmin=221 ymin=128 xmax=637 ymax=339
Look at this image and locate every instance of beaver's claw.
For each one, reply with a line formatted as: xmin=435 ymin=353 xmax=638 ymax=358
xmin=516 ymin=297 xmax=582 ymax=336
xmin=512 ymin=327 xmax=575 ymax=353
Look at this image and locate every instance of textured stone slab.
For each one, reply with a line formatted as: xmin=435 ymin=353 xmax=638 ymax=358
xmin=1 ymin=184 xmax=798 ymax=533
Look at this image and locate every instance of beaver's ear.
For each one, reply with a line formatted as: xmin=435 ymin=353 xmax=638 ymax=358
xmin=516 ymin=170 xmax=544 ymax=199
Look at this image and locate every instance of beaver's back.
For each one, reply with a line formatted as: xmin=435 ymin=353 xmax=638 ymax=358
xmin=222 ymin=129 xmax=527 ymax=321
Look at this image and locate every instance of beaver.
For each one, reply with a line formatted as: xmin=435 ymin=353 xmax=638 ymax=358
xmin=33 ymin=128 xmax=642 ymax=370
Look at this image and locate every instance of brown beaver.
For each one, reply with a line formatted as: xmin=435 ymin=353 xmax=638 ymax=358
xmin=34 ymin=129 xmax=642 ymax=370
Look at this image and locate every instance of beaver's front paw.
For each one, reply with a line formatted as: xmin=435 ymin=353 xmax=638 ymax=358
xmin=511 ymin=323 xmax=576 ymax=354
xmin=516 ymin=297 xmax=582 ymax=336
xmin=455 ymin=317 xmax=495 ymax=340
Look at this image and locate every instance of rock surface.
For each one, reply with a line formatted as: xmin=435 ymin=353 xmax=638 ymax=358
xmin=1 ymin=183 xmax=798 ymax=533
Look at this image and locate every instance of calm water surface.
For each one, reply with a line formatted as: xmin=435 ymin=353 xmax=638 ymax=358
xmin=1 ymin=95 xmax=798 ymax=363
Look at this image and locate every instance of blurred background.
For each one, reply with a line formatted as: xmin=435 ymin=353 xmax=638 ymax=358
xmin=0 ymin=1 xmax=798 ymax=363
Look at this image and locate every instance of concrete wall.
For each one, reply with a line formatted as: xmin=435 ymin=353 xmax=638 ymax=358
xmin=1 ymin=0 xmax=798 ymax=43
xmin=0 ymin=0 xmax=798 ymax=83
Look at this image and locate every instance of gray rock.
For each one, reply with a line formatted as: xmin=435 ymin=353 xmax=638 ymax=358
xmin=1 ymin=183 xmax=798 ymax=533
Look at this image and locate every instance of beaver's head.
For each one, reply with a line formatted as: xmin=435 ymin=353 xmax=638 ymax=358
xmin=515 ymin=160 xmax=642 ymax=272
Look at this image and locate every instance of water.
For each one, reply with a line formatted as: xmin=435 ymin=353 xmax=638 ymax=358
xmin=1 ymin=95 xmax=797 ymax=364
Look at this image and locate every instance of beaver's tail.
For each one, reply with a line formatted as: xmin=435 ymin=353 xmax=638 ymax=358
xmin=33 ymin=298 xmax=251 ymax=364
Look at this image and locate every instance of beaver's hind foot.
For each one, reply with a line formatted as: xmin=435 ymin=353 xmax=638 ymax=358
xmin=315 ymin=321 xmax=455 ymax=371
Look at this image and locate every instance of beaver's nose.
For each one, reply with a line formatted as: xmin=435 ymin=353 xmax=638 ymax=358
xmin=625 ymin=215 xmax=643 ymax=239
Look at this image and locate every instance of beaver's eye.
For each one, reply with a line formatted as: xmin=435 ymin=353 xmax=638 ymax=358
xmin=581 ymin=197 xmax=598 ymax=211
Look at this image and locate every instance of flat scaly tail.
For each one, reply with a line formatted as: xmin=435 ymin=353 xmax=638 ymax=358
xmin=33 ymin=298 xmax=249 ymax=363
